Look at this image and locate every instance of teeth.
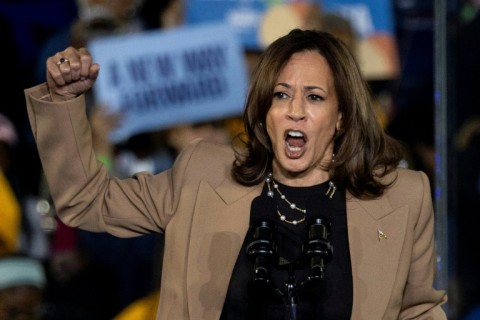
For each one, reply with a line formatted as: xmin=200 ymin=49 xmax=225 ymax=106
xmin=287 ymin=144 xmax=301 ymax=151
xmin=287 ymin=131 xmax=303 ymax=137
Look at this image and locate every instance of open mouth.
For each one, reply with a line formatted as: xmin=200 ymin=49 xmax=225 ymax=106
xmin=285 ymin=130 xmax=306 ymax=152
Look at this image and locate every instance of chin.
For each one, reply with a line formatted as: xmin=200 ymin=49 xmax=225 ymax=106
xmin=278 ymin=162 xmax=309 ymax=175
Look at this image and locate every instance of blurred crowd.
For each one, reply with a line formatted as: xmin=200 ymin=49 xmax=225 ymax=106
xmin=1 ymin=0 xmax=479 ymax=319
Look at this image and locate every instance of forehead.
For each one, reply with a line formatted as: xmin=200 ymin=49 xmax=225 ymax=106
xmin=0 ymin=285 xmax=42 ymax=302
xmin=276 ymin=51 xmax=334 ymax=84
xmin=0 ymin=286 xmax=42 ymax=320
xmin=283 ymin=50 xmax=330 ymax=70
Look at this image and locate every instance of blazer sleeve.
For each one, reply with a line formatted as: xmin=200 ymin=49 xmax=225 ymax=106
xmin=399 ymin=170 xmax=448 ymax=319
xmin=24 ymin=83 xmax=197 ymax=237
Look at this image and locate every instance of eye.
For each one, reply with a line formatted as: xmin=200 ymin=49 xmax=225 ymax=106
xmin=273 ymin=91 xmax=289 ymax=100
xmin=308 ymin=94 xmax=325 ymax=102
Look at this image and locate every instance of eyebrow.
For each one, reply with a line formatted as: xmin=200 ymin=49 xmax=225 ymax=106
xmin=275 ymin=82 xmax=328 ymax=95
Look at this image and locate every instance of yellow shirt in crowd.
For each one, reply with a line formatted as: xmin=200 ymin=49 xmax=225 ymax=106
xmin=0 ymin=169 xmax=20 ymax=255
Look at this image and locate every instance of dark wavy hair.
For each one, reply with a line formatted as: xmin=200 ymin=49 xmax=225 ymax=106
xmin=232 ymin=29 xmax=404 ymax=199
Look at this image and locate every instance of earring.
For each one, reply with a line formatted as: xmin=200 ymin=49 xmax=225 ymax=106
xmin=325 ymin=181 xmax=336 ymax=198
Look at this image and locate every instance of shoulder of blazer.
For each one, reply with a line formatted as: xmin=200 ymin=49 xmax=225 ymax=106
xmin=379 ymin=167 xmax=431 ymax=211
xmin=175 ymin=139 xmax=261 ymax=204
xmin=346 ymin=168 xmax=431 ymax=219
xmin=175 ymin=138 xmax=236 ymax=186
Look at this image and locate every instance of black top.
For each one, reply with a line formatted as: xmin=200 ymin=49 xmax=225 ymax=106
xmin=220 ymin=180 xmax=353 ymax=320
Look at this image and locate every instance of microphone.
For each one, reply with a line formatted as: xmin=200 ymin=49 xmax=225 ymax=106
xmin=246 ymin=195 xmax=277 ymax=283
xmin=303 ymin=215 xmax=333 ymax=281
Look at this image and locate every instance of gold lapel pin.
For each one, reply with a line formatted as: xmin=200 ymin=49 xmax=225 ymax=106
xmin=377 ymin=229 xmax=388 ymax=241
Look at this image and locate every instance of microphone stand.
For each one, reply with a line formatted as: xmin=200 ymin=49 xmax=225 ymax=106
xmin=284 ymin=265 xmax=298 ymax=320
xmin=247 ymin=212 xmax=332 ymax=320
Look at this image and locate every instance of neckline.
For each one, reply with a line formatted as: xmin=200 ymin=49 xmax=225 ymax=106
xmin=271 ymin=179 xmax=331 ymax=196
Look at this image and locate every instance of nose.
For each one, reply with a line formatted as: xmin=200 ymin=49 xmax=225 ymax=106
xmin=287 ymin=98 xmax=306 ymax=121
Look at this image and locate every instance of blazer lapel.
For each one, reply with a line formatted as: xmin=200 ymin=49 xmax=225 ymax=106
xmin=347 ymin=194 xmax=409 ymax=319
xmin=186 ymin=177 xmax=262 ymax=320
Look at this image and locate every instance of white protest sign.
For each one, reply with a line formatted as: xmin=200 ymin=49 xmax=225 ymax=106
xmin=88 ymin=23 xmax=249 ymax=143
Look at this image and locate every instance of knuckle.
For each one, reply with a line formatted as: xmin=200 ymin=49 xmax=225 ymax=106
xmin=80 ymin=56 xmax=92 ymax=65
xmin=69 ymin=60 xmax=81 ymax=69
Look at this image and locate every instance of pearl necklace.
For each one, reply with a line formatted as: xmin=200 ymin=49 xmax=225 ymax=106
xmin=265 ymin=173 xmax=337 ymax=225
xmin=265 ymin=173 xmax=306 ymax=225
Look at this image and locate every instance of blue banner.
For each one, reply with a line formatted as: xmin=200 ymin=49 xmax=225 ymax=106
xmin=185 ymin=0 xmax=395 ymax=50
xmin=88 ymin=23 xmax=248 ymax=143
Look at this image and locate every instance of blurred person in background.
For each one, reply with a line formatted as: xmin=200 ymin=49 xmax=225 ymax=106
xmin=386 ymin=94 xmax=436 ymax=190
xmin=0 ymin=168 xmax=21 ymax=256
xmin=0 ymin=111 xmax=49 ymax=265
xmin=0 ymin=113 xmax=21 ymax=257
xmin=41 ymin=219 xmax=120 ymax=320
xmin=0 ymin=255 xmax=46 ymax=320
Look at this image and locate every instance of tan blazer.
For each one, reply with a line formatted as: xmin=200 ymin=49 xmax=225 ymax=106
xmin=25 ymin=84 xmax=447 ymax=319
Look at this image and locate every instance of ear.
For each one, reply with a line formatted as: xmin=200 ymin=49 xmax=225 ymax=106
xmin=335 ymin=112 xmax=343 ymax=132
